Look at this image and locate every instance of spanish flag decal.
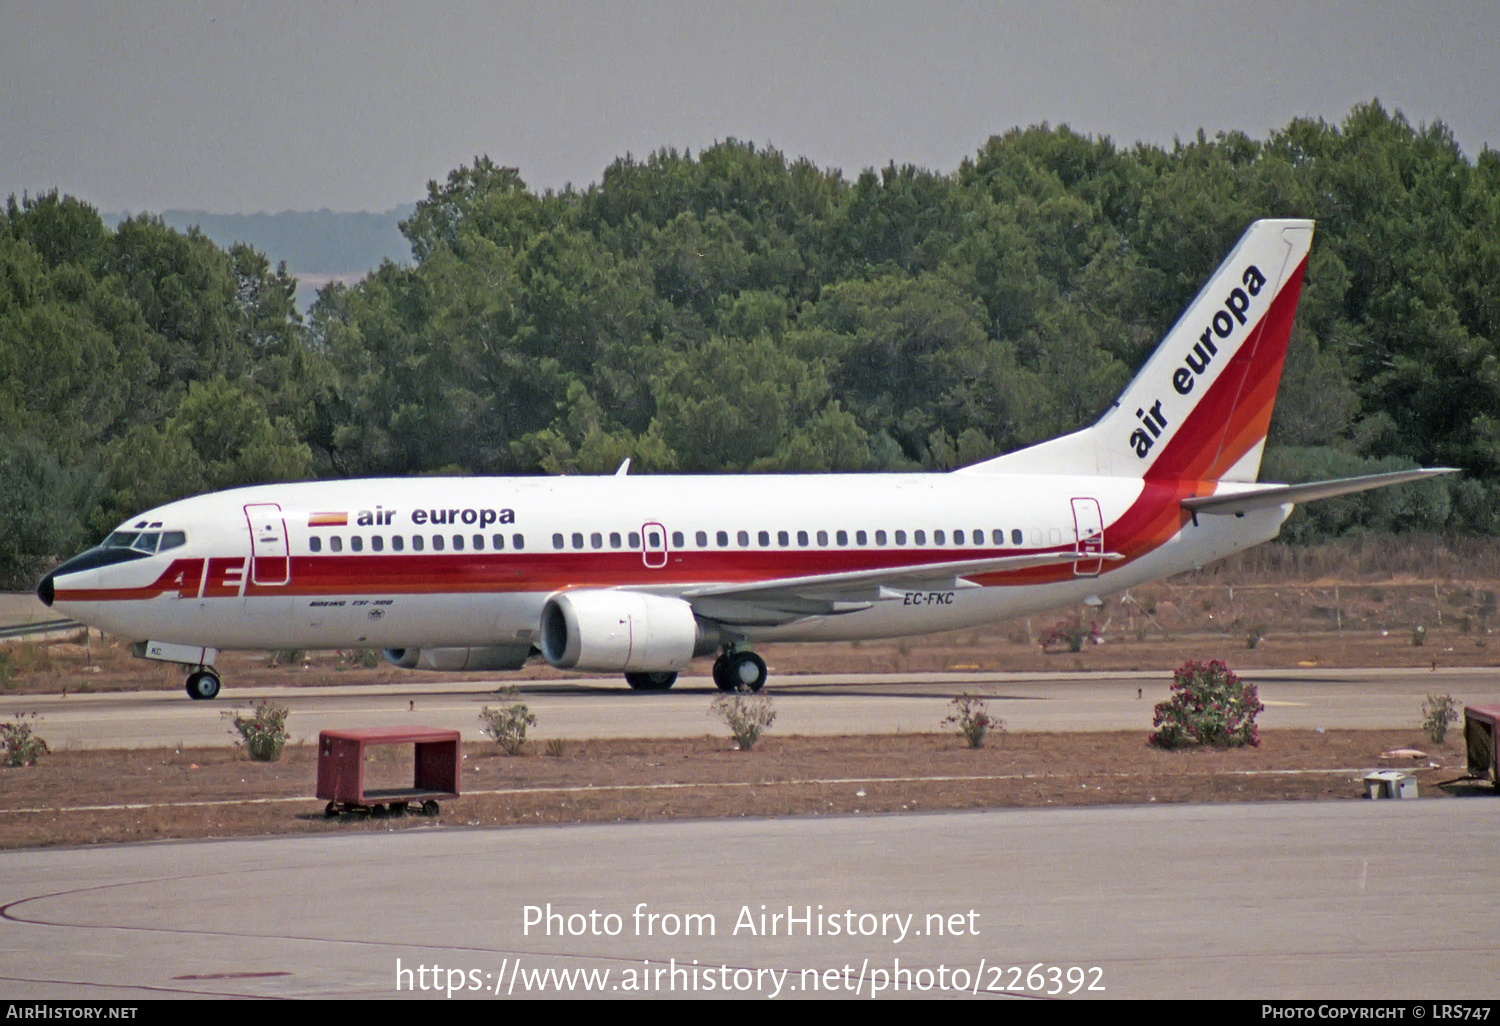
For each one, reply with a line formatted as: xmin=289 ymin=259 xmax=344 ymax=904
xmin=308 ymin=512 xmax=348 ymax=527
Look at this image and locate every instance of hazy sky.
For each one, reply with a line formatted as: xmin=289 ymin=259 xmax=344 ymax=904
xmin=3 ymin=1 xmax=1496 ymax=214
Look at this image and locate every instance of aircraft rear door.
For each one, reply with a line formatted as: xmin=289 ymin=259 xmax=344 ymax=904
xmin=1071 ymin=498 xmax=1104 ymax=577
xmin=245 ymin=503 xmax=291 ymax=586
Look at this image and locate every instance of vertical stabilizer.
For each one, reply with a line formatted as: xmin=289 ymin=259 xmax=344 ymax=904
xmin=961 ymin=219 xmax=1313 ymax=482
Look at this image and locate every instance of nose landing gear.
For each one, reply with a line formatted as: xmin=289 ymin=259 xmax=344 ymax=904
xmin=185 ymin=668 xmax=222 ymax=700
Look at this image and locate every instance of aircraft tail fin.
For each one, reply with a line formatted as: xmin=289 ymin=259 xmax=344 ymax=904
xmin=961 ymin=218 xmax=1314 ymax=482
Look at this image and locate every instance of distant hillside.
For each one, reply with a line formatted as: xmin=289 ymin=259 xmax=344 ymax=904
xmin=103 ymin=206 xmax=415 ymax=311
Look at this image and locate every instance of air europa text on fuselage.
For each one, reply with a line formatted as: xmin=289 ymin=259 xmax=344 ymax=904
xmin=1129 ymin=264 xmax=1268 ymax=460
xmin=409 ymin=507 xmax=516 ymax=527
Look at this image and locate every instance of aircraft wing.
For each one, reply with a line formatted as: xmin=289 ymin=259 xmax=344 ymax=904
xmin=1182 ymin=468 xmax=1459 ymax=516
xmin=644 ymin=551 xmax=1123 ymax=627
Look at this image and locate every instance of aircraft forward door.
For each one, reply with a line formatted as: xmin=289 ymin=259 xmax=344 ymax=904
xmin=1071 ymin=498 xmax=1104 ymax=577
xmin=641 ymin=522 xmax=668 ymax=569
xmin=245 ymin=503 xmax=291 ymax=586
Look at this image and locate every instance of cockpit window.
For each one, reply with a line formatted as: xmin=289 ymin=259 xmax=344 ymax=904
xmin=104 ymin=529 xmax=185 ymax=553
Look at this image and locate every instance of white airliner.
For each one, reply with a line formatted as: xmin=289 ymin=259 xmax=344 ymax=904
xmin=38 ymin=219 xmax=1453 ymax=699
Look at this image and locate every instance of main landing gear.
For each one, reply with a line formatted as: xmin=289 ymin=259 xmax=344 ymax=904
xmin=624 ymin=670 xmax=679 ymax=691
xmin=185 ymin=668 xmax=221 ymax=700
xmin=712 ymin=650 xmax=766 ymax=693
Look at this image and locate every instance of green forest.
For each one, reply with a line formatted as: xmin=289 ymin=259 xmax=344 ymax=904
xmin=2 ymin=101 xmax=1497 ymax=588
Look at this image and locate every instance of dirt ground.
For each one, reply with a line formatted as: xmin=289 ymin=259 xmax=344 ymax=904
xmin=2 ymin=537 xmax=1498 ymax=849
xmin=0 ymin=729 xmax=1488 ymax=850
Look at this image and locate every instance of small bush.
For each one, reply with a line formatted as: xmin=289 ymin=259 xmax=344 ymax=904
xmin=1246 ymin=625 xmax=1265 ymax=649
xmin=545 ymin=738 xmax=567 ymax=757
xmin=711 ymin=689 xmax=776 ymax=751
xmin=1150 ymin=659 xmax=1264 ymax=749
xmin=480 ymin=691 xmax=537 ymax=755
xmin=228 ymin=700 xmax=290 ymax=761
xmin=1421 ymin=694 xmax=1461 ymax=745
xmin=0 ymin=712 xmax=49 ymax=766
xmin=1041 ymin=617 xmax=1087 ymax=653
xmin=1412 ymin=626 xmax=1426 ymax=647
xmin=944 ymin=693 xmax=1001 ymax=748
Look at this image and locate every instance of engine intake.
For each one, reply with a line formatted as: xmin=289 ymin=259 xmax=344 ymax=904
xmin=540 ymin=590 xmax=713 ymax=672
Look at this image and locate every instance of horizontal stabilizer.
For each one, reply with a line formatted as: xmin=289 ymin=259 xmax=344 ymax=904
xmin=1182 ymin=468 xmax=1459 ymax=516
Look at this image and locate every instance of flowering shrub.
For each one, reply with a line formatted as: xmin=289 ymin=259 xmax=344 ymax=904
xmin=1 ymin=712 xmax=49 ymax=766
xmin=944 ymin=693 xmax=1001 ymax=748
xmin=229 ymin=700 xmax=290 ymax=761
xmin=1150 ymin=659 xmax=1264 ymax=749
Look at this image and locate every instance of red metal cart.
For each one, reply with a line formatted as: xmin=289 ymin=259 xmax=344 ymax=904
xmin=316 ymin=726 xmax=461 ymax=817
xmin=1464 ymin=704 xmax=1500 ymax=789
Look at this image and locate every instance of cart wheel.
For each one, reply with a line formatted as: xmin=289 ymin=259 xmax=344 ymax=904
xmin=324 ymin=802 xmax=338 ymax=818
xmin=421 ymin=800 xmax=440 ymax=817
xmin=370 ymin=804 xmax=387 ymax=818
xmin=391 ymin=803 xmax=408 ymax=817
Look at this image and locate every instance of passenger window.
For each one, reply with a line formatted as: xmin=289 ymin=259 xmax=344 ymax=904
xmin=777 ymin=530 xmax=789 ymax=546
xmin=310 ymin=536 xmax=322 ymax=553
xmin=372 ymin=536 xmax=384 ymax=552
xmin=695 ymin=531 xmax=708 ymax=547
xmin=758 ymin=531 xmax=770 ymax=547
xmin=513 ymin=534 xmax=524 ymax=549
xmin=1012 ymin=529 xmax=1023 ymax=545
xmin=855 ymin=530 xmax=866 ymax=546
xmin=452 ymin=535 xmax=463 ymax=551
xmin=473 ymin=535 xmax=484 ymax=550
xmin=953 ymin=530 xmax=965 ymax=546
xmin=672 ymin=531 xmax=684 ymax=548
xmin=160 ymin=531 xmax=186 ymax=552
xmin=738 ymin=530 xmax=750 ymax=547
xmin=572 ymin=532 xmax=584 ymax=549
xmin=393 ymin=535 xmax=404 ymax=551
xmin=412 ymin=535 xmax=424 ymax=552
xmin=797 ymin=530 xmax=809 ymax=546
xmin=875 ymin=530 xmax=886 ymax=545
xmin=717 ymin=530 xmax=729 ymax=547
xmin=836 ymin=530 xmax=847 ymax=546
xmin=934 ymin=530 xmax=945 ymax=545
xmin=914 ymin=530 xmax=926 ymax=545
xmin=591 ymin=532 xmax=603 ymax=549
xmin=972 ymin=530 xmax=983 ymax=545
xmin=817 ymin=530 xmax=828 ymax=546
xmin=647 ymin=531 xmax=661 ymax=548
xmin=351 ymin=536 xmax=363 ymax=552
xmin=491 ymin=534 xmax=503 ymax=549
xmin=331 ymin=536 xmax=343 ymax=553
xmin=552 ymin=533 xmax=565 ymax=550
xmin=894 ymin=530 xmax=906 ymax=546
xmin=628 ymin=532 xmax=641 ymax=548
xmin=610 ymin=532 xmax=622 ymax=549
xmin=433 ymin=535 xmax=445 ymax=551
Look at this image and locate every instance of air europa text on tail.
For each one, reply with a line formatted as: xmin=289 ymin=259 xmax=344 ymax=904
xmin=1129 ymin=264 xmax=1268 ymax=460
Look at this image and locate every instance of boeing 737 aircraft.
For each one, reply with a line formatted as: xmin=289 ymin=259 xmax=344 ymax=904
xmin=38 ymin=219 xmax=1453 ymax=699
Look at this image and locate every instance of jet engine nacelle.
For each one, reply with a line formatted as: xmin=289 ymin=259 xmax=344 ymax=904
xmin=381 ymin=646 xmax=532 ymax=672
xmin=540 ymin=590 xmax=714 ymax=672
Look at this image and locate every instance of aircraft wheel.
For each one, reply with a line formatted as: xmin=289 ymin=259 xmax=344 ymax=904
xmin=185 ymin=669 xmax=221 ymax=701
xmin=726 ymin=651 xmax=767 ymax=692
xmin=625 ymin=670 xmax=678 ymax=691
xmin=712 ymin=654 xmax=737 ymax=692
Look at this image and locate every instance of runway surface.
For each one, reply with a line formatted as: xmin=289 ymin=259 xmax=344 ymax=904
xmin=4 ymin=666 xmax=1497 ymax=749
xmin=3 ymin=666 xmax=1496 ymax=1000
xmin=1 ymin=801 xmax=1493 ymax=1000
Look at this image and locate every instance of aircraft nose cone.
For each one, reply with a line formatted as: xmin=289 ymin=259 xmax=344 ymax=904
xmin=37 ymin=571 xmax=55 ymax=607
